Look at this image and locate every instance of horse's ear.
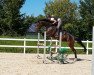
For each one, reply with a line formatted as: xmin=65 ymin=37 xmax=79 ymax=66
xmin=37 ymin=21 xmax=40 ymax=23
xmin=35 ymin=21 xmax=39 ymax=24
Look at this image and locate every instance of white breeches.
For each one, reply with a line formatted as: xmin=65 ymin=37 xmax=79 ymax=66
xmin=57 ymin=18 xmax=62 ymax=29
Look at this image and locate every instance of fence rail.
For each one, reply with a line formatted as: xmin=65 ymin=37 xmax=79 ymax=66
xmin=0 ymin=38 xmax=92 ymax=54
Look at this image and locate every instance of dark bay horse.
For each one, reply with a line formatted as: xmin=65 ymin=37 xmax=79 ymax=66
xmin=35 ymin=19 xmax=87 ymax=58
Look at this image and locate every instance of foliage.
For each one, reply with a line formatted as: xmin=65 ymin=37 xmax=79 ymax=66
xmin=44 ymin=0 xmax=94 ymax=40
xmin=0 ymin=0 xmax=26 ymax=36
xmin=44 ymin=0 xmax=77 ymax=24
xmin=44 ymin=0 xmax=82 ymax=38
xmin=0 ymin=0 xmax=94 ymax=40
xmin=79 ymin=0 xmax=94 ymax=40
xmin=36 ymin=14 xmax=45 ymax=20
xmin=64 ymin=23 xmax=77 ymax=36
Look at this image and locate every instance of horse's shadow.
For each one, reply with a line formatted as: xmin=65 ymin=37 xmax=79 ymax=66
xmin=76 ymin=58 xmax=91 ymax=61
xmin=63 ymin=58 xmax=91 ymax=64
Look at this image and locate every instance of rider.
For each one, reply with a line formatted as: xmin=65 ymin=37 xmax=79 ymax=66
xmin=50 ymin=15 xmax=57 ymax=25
xmin=47 ymin=14 xmax=62 ymax=36
xmin=46 ymin=14 xmax=57 ymax=25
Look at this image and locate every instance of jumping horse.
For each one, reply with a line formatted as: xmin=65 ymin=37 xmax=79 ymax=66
xmin=35 ymin=19 xmax=87 ymax=59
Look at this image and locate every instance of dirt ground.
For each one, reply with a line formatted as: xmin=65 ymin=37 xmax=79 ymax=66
xmin=0 ymin=53 xmax=91 ymax=75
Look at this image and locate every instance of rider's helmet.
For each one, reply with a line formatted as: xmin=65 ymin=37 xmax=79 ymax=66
xmin=51 ymin=14 xmax=54 ymax=18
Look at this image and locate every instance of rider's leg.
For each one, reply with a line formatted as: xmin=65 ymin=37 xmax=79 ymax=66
xmin=57 ymin=18 xmax=62 ymax=29
xmin=57 ymin=18 xmax=62 ymax=36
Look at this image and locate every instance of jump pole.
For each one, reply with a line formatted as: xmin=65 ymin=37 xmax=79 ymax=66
xmin=50 ymin=37 xmax=52 ymax=45
xmin=43 ymin=31 xmax=46 ymax=63
xmin=92 ymin=26 xmax=94 ymax=75
xmin=49 ymin=37 xmax=52 ymax=52
xmin=59 ymin=32 xmax=62 ymax=49
xmin=55 ymin=40 xmax=58 ymax=52
xmin=37 ymin=32 xmax=40 ymax=57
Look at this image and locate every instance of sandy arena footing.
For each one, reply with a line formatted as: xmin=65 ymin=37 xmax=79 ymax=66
xmin=0 ymin=53 xmax=91 ymax=75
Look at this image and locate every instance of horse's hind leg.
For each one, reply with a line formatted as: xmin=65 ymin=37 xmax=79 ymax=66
xmin=68 ymin=42 xmax=77 ymax=58
xmin=70 ymin=47 xmax=77 ymax=58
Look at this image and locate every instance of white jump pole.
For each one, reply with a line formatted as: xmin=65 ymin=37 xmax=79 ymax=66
xmin=59 ymin=32 xmax=62 ymax=49
xmin=92 ymin=26 xmax=94 ymax=75
xmin=50 ymin=37 xmax=52 ymax=52
xmin=55 ymin=40 xmax=58 ymax=52
xmin=50 ymin=37 xmax=52 ymax=45
xmin=37 ymin=32 xmax=40 ymax=57
xmin=43 ymin=31 xmax=46 ymax=63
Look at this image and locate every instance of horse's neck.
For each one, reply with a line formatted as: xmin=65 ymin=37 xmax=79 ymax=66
xmin=39 ymin=19 xmax=57 ymax=29
xmin=42 ymin=21 xmax=53 ymax=29
xmin=39 ymin=19 xmax=52 ymax=23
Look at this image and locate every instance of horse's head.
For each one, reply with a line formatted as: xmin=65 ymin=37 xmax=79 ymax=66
xmin=35 ymin=21 xmax=43 ymax=32
xmin=35 ymin=18 xmax=57 ymax=32
xmin=35 ymin=20 xmax=51 ymax=32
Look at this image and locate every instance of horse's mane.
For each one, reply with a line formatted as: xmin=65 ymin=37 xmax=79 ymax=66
xmin=38 ymin=18 xmax=53 ymax=23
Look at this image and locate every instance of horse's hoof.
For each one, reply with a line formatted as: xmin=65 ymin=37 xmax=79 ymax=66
xmin=74 ymin=58 xmax=77 ymax=61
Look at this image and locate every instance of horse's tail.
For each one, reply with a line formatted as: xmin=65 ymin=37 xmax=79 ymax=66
xmin=75 ymin=37 xmax=87 ymax=53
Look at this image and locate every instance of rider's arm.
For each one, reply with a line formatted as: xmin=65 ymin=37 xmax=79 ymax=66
xmin=50 ymin=18 xmax=57 ymax=24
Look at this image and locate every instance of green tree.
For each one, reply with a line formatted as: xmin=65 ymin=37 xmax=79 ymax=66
xmin=23 ymin=15 xmax=36 ymax=26
xmin=23 ymin=15 xmax=45 ymax=26
xmin=0 ymin=0 xmax=6 ymax=35
xmin=36 ymin=15 xmax=45 ymax=21
xmin=44 ymin=0 xmax=77 ymax=24
xmin=0 ymin=0 xmax=25 ymax=36
xmin=79 ymin=0 xmax=94 ymax=40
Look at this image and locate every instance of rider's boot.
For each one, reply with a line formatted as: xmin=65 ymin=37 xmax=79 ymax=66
xmin=55 ymin=28 xmax=59 ymax=38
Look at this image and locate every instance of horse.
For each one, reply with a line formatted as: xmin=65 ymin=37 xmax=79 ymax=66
xmin=35 ymin=19 xmax=87 ymax=59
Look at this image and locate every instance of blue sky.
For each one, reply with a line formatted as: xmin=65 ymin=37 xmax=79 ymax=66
xmin=20 ymin=0 xmax=79 ymax=17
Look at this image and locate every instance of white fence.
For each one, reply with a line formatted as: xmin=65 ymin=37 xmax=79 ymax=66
xmin=0 ymin=38 xmax=92 ymax=55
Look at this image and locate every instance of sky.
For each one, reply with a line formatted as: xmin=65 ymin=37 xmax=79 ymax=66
xmin=20 ymin=0 xmax=79 ymax=17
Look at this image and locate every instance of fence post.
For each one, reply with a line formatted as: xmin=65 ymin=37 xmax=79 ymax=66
xmin=92 ymin=26 xmax=94 ymax=75
xmin=86 ymin=40 xmax=89 ymax=55
xmin=37 ymin=32 xmax=40 ymax=56
xmin=59 ymin=32 xmax=62 ymax=48
xmin=43 ymin=31 xmax=46 ymax=63
xmin=24 ymin=38 xmax=26 ymax=54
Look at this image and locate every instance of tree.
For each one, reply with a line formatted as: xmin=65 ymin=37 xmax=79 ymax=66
xmin=44 ymin=0 xmax=77 ymax=24
xmin=44 ymin=0 xmax=84 ymax=38
xmin=0 ymin=0 xmax=6 ymax=35
xmin=0 ymin=0 xmax=26 ymax=36
xmin=23 ymin=14 xmax=45 ymax=26
xmin=79 ymin=0 xmax=94 ymax=40
xmin=36 ymin=15 xmax=45 ymax=21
